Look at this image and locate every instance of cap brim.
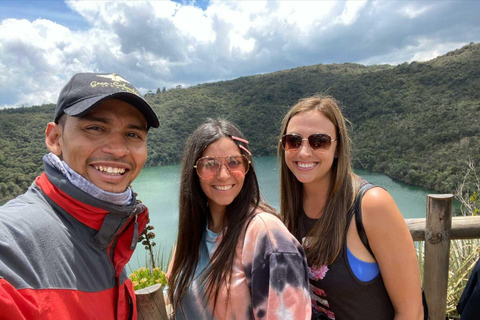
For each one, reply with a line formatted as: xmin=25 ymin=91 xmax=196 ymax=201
xmin=63 ymin=92 xmax=159 ymax=128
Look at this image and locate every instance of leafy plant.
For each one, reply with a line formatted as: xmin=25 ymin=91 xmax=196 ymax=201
xmin=154 ymin=243 xmax=175 ymax=272
xmin=456 ymin=160 xmax=480 ymax=216
xmin=446 ymin=239 xmax=480 ymax=318
xmin=139 ymin=224 xmax=157 ymax=269
xmin=129 ymin=267 xmax=167 ymax=290
xmin=130 ymin=222 xmax=174 ymax=291
xmin=469 ymin=192 xmax=479 ymax=216
xmin=417 ymin=239 xmax=480 ymax=320
xmin=440 ymin=161 xmax=480 ymax=319
xmin=414 ymin=161 xmax=480 ymax=319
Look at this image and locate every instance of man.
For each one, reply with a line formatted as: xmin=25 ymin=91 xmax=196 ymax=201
xmin=0 ymin=73 xmax=159 ymax=319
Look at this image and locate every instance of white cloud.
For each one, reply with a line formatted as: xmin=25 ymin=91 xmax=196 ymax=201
xmin=408 ymin=39 xmax=468 ymax=63
xmin=0 ymin=18 xmax=93 ymax=108
xmin=399 ymin=3 xmax=432 ymax=19
xmin=171 ymin=5 xmax=215 ymax=43
xmin=1 ymin=0 xmax=479 ymax=108
xmin=337 ymin=0 xmax=368 ymax=25
xmin=278 ymin=1 xmax=337 ymax=32
xmin=358 ymin=39 xmax=470 ymax=66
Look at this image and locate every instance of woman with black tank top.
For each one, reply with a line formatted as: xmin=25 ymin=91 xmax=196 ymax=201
xmin=277 ymin=95 xmax=423 ymax=320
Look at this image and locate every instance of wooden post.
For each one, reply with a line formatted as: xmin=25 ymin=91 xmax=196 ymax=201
xmin=423 ymin=194 xmax=453 ymax=320
xmin=136 ymin=284 xmax=169 ymax=320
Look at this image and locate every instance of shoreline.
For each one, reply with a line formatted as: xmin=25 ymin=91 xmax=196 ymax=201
xmin=0 ymin=162 xmax=457 ymax=207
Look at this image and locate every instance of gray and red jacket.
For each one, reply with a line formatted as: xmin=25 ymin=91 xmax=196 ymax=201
xmin=0 ymin=159 xmax=149 ymax=320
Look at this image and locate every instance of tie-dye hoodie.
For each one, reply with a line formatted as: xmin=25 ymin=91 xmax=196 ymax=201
xmin=168 ymin=212 xmax=311 ymax=319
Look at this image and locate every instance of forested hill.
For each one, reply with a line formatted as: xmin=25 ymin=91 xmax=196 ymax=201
xmin=1 ymin=43 xmax=479 ymax=201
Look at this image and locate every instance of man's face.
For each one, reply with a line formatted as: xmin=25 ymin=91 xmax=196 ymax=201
xmin=46 ymin=99 xmax=148 ymax=193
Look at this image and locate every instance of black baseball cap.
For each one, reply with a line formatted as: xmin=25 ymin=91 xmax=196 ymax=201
xmin=54 ymin=73 xmax=159 ymax=128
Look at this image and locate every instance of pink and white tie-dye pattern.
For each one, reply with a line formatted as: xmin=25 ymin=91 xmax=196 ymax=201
xmin=169 ymin=212 xmax=311 ymax=319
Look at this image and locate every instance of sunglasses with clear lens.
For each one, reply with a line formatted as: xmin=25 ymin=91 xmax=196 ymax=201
xmin=281 ymin=133 xmax=337 ymax=152
xmin=194 ymin=155 xmax=251 ymax=180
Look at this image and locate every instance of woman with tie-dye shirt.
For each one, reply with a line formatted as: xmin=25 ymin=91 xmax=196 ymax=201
xmin=167 ymin=119 xmax=311 ymax=320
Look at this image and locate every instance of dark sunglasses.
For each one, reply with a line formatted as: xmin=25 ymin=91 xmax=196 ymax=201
xmin=281 ymin=133 xmax=337 ymax=152
xmin=194 ymin=155 xmax=251 ymax=180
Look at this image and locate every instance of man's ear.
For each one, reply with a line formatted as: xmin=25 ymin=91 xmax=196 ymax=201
xmin=45 ymin=122 xmax=63 ymax=156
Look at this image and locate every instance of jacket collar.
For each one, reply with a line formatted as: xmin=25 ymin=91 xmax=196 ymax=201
xmin=36 ymin=158 xmax=150 ymax=278
xmin=36 ymin=160 xmax=148 ymax=248
xmin=37 ymin=161 xmax=143 ymax=229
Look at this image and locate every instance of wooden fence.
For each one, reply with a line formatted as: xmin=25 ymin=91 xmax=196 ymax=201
xmin=136 ymin=194 xmax=480 ymax=320
xmin=406 ymin=194 xmax=480 ymax=320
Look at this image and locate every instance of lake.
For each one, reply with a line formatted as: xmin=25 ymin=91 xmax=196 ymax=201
xmin=127 ymin=156 xmax=440 ymax=271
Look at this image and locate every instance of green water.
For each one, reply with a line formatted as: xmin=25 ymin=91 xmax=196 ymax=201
xmin=128 ymin=156 xmax=439 ymax=271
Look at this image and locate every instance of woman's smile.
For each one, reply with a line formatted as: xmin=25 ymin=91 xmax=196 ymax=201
xmin=295 ymin=161 xmax=318 ymax=170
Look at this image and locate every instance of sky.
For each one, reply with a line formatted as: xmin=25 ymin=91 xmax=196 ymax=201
xmin=0 ymin=0 xmax=479 ymax=109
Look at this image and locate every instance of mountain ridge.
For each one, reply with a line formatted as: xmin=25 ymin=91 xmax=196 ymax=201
xmin=1 ymin=42 xmax=479 ymax=200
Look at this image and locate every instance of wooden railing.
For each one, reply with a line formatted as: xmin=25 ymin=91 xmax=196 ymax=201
xmin=406 ymin=194 xmax=480 ymax=320
xmin=135 ymin=194 xmax=480 ymax=320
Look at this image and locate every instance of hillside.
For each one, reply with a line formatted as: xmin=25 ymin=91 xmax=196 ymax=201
xmin=1 ymin=43 xmax=479 ymax=200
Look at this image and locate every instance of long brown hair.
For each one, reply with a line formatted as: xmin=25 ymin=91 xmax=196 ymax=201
xmin=278 ymin=95 xmax=362 ymax=266
xmin=168 ymin=118 xmax=274 ymax=313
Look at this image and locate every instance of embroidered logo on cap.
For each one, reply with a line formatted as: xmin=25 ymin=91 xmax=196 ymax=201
xmin=90 ymin=73 xmax=140 ymax=96
xmin=97 ymin=73 xmax=130 ymax=83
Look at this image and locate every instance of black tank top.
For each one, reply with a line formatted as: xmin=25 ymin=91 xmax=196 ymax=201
xmin=300 ymin=209 xmax=395 ymax=320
